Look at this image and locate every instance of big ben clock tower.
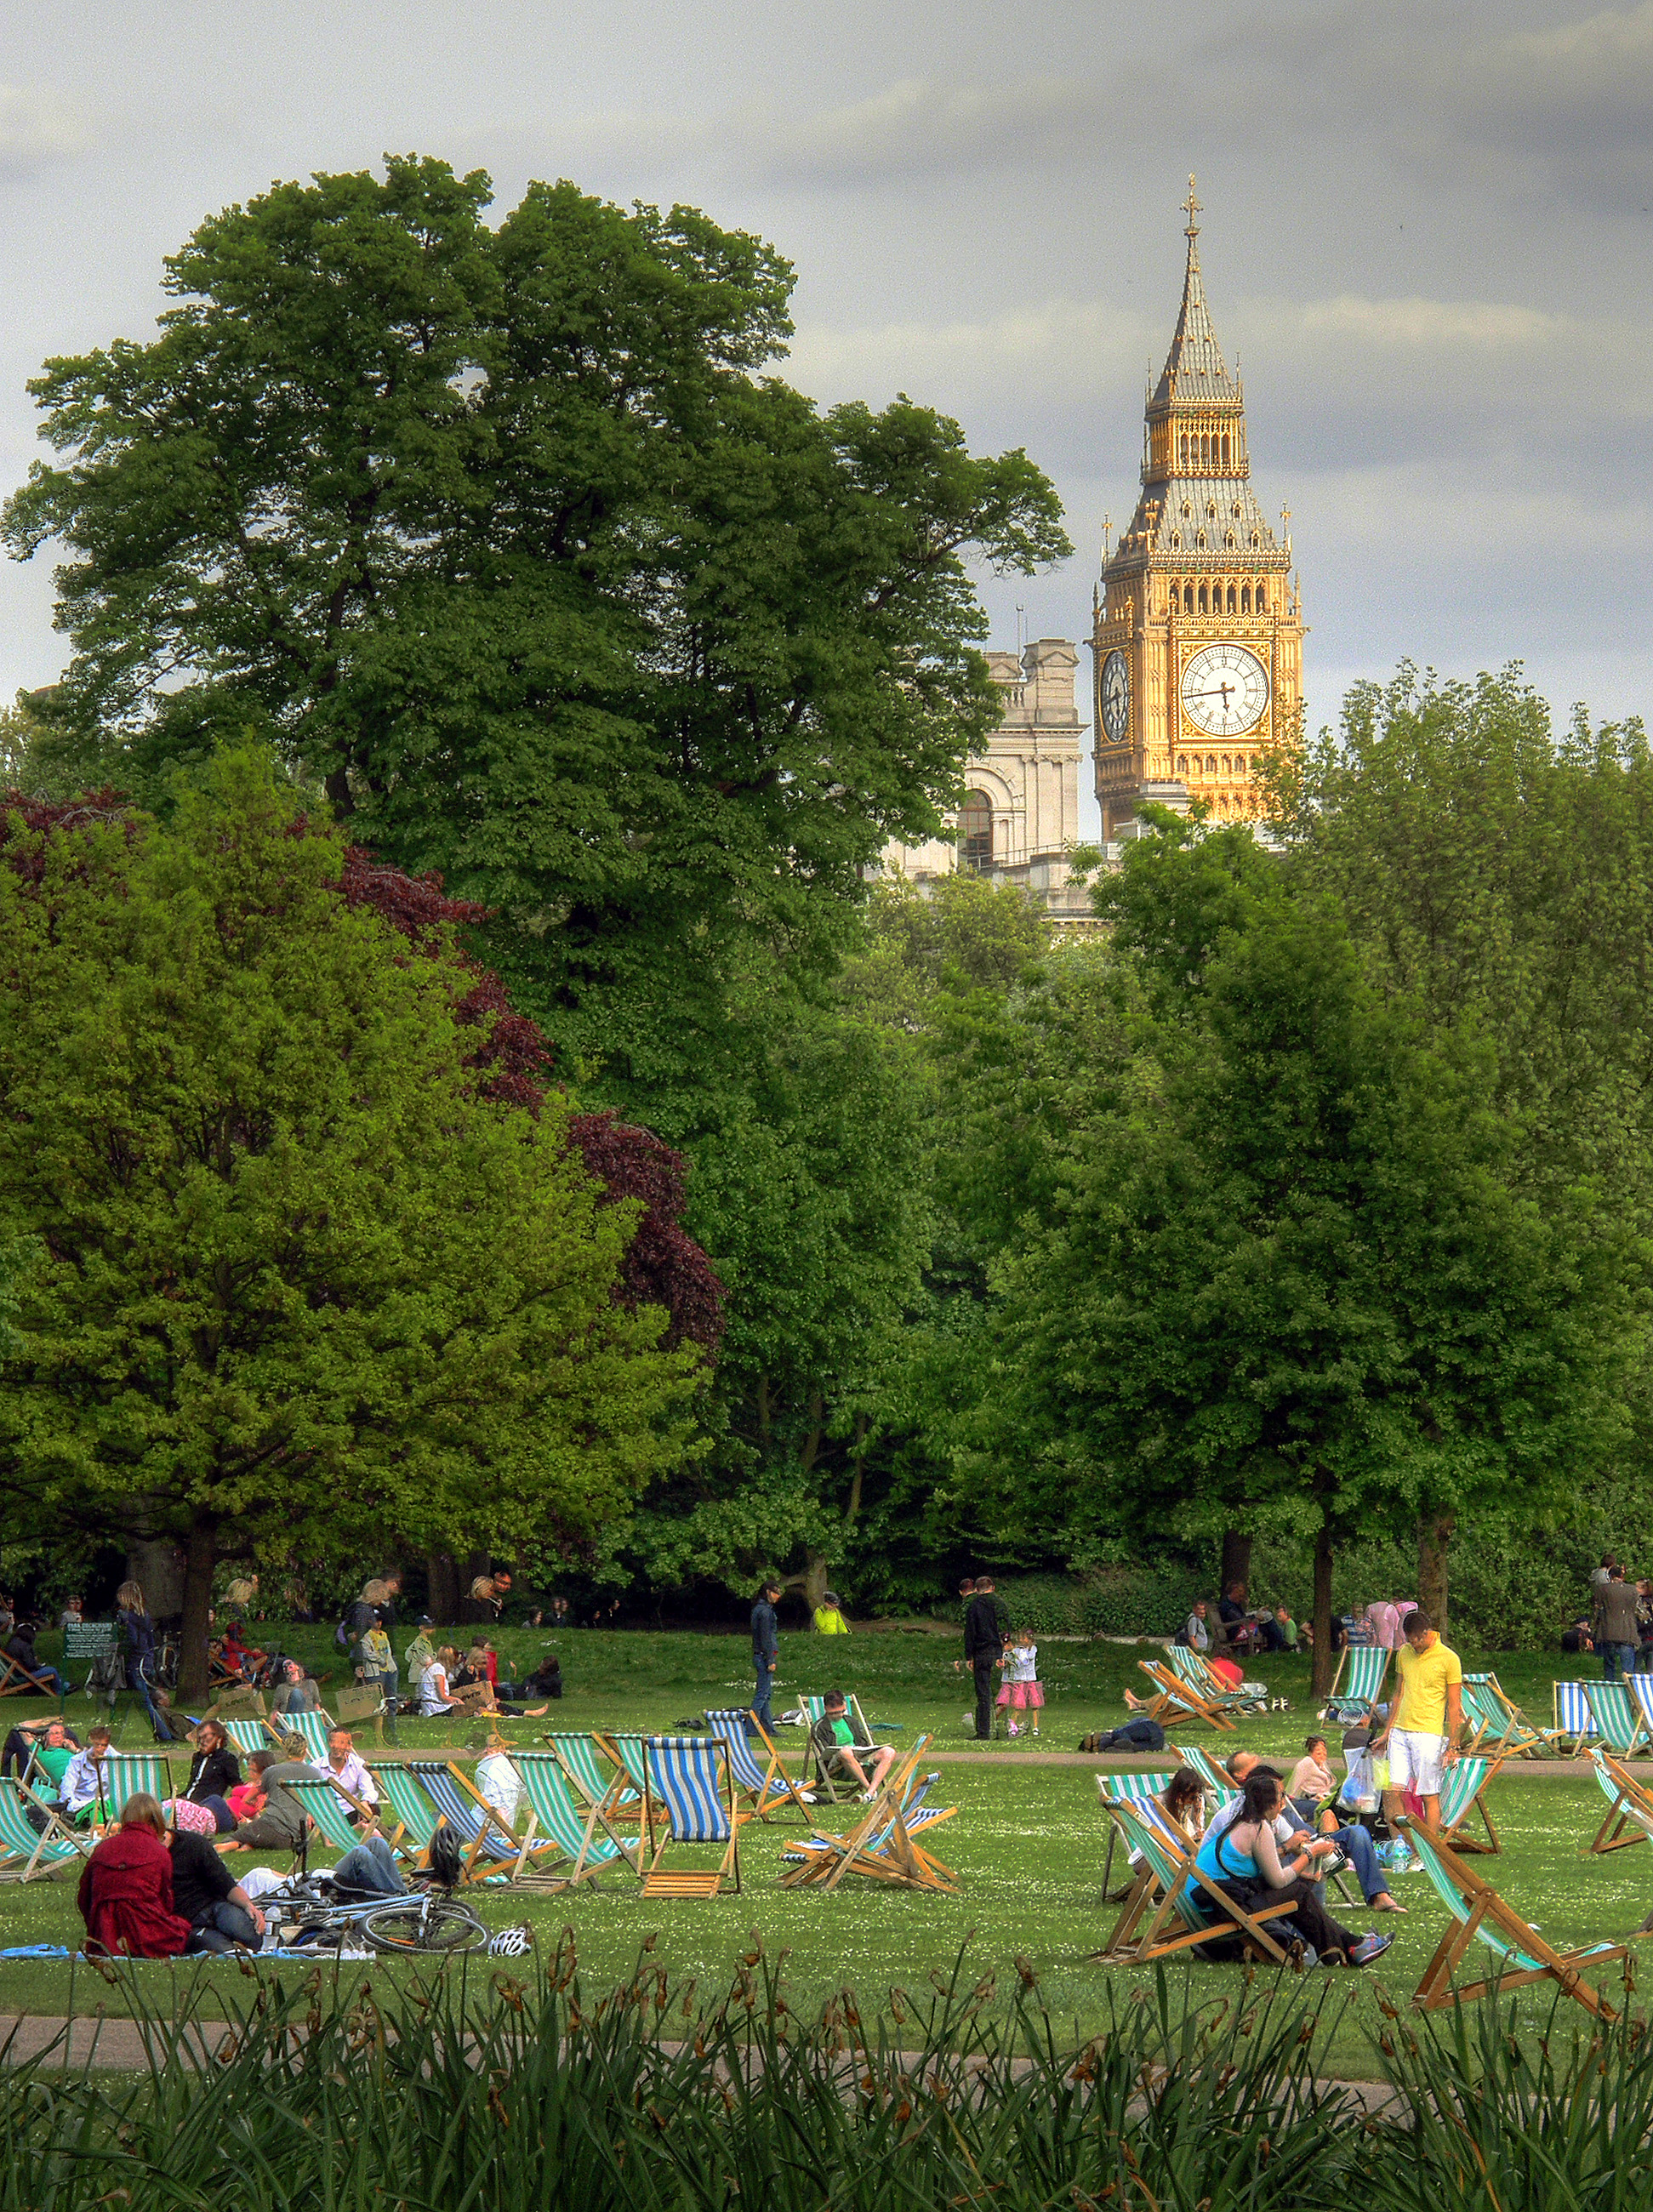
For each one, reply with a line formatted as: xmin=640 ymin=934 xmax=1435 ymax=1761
xmin=1091 ymin=180 xmax=1305 ymax=836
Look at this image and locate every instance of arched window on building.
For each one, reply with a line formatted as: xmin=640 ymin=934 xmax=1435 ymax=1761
xmin=1197 ymin=584 xmax=1208 ymax=613
xmin=1183 ymin=584 xmax=1194 ymax=613
xmin=1226 ymin=584 xmax=1237 ymax=612
xmin=1257 ymin=584 xmax=1268 ymax=613
xmin=1221 ymin=434 xmax=1230 ymax=465
xmin=1241 ymin=584 xmax=1251 ymax=613
xmin=1176 ymin=754 xmax=1188 ymax=775
xmin=958 ymin=790 xmax=993 ymax=872
xmin=1206 ymin=755 xmax=1217 ymax=776
xmin=1179 ymin=434 xmax=1189 ymax=465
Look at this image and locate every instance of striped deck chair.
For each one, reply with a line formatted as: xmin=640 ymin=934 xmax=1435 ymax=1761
xmin=1473 ymin=1675 xmax=1564 ymax=1758
xmin=1400 ymin=1817 xmax=1629 ymax=2019
xmin=1582 ymin=1681 xmax=1652 ymax=1760
xmin=796 ymin=1696 xmax=898 ymax=1798
xmin=287 ymin=1776 xmax=375 ymax=1857
xmin=1132 ymin=1659 xmax=1235 ymax=1733
xmin=407 ymin=1760 xmax=560 ymax=1883
xmin=1586 ymin=1750 xmax=1653 ymax=1855
xmin=222 ymin=1720 xmax=269 ymax=1757
xmin=1167 ymin=1646 xmax=1263 ymax=1717
xmin=1434 ymin=1752 xmax=1503 ymax=1855
xmin=781 ymin=1769 xmax=943 ymax=1868
xmin=0 ymin=1776 xmax=90 ymax=1881
xmin=540 ymin=1733 xmax=638 ymax=1823
xmin=366 ymin=1761 xmax=442 ymax=1867
xmin=704 ymin=1713 xmax=817 ymax=1821
xmin=1098 ymin=1769 xmax=1174 ymax=1897
xmin=799 ymin=1693 xmax=898 ymax=1738
xmin=1627 ymin=1676 xmax=1653 ymax=1765
xmin=97 ymin=1753 xmax=178 ymax=1827
xmin=780 ymin=1741 xmax=956 ymax=1892
xmin=640 ymin=1738 xmax=741 ymax=1898
xmin=1093 ymin=1799 xmax=1300 ymax=1967
xmin=512 ymin=1753 xmax=637 ymax=1887
xmin=1321 ymin=1645 xmax=1389 ymax=1725
xmin=1183 ymin=1744 xmax=1239 ymax=1804
xmin=1553 ymin=1680 xmax=1599 ymax=1756
xmin=265 ymin=1709 xmax=333 ymax=1760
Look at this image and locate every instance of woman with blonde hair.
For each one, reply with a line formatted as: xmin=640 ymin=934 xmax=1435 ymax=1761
xmin=116 ymin=1581 xmax=168 ymax=1740
xmin=77 ymin=1793 xmax=191 ymax=1957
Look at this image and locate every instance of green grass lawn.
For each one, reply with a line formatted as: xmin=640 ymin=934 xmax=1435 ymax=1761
xmin=3 ymin=1624 xmax=1640 ymax=2076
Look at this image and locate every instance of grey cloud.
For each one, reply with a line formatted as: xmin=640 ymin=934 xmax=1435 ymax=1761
xmin=0 ymin=85 xmax=86 ymax=174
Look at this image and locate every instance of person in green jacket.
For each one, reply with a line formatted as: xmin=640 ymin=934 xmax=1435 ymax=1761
xmin=813 ymin=1591 xmax=850 ymax=1634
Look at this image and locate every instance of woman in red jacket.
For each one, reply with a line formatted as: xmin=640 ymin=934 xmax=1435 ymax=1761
xmin=77 ymin=1793 xmax=191 ymax=1958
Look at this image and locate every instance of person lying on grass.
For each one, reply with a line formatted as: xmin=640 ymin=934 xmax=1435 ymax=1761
xmin=1221 ymin=1749 xmax=1405 ymax=1915
xmin=1194 ymin=1769 xmax=1393 ymax=1969
xmin=809 ymin=1691 xmax=896 ymax=1799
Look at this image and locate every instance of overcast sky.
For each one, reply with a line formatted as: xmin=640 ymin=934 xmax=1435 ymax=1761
xmin=0 ymin=0 xmax=1646 ymax=835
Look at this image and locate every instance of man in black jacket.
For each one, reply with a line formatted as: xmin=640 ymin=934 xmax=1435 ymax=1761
xmin=963 ymin=1577 xmax=1005 ymax=1742
xmin=750 ymin=1582 xmax=782 ymax=1731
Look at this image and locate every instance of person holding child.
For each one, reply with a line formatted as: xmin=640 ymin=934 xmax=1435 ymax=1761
xmin=995 ymin=1627 xmax=1044 ymax=1738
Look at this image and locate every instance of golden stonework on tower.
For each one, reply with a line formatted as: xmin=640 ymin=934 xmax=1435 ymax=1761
xmin=1091 ymin=176 xmax=1307 ymax=840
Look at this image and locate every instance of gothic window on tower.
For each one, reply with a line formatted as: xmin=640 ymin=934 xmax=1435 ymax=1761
xmin=1181 ymin=500 xmax=1191 ymax=516
xmin=1179 ymin=435 xmax=1188 ymax=465
xmin=1170 ymin=532 xmax=1180 ymax=548
xmin=1257 ymin=584 xmax=1268 ymax=612
xmin=958 ymin=790 xmax=993 ymax=872
xmin=1251 ymin=532 xmax=1260 ymax=548
xmin=1221 ymin=435 xmax=1230 ymax=464
xmin=1197 ymin=532 xmax=1207 ymax=550
xmin=1241 ymin=584 xmax=1251 ymax=613
xmin=1226 ymin=584 xmax=1236 ymax=611
xmin=1177 ymin=754 xmax=1188 ymax=774
xmin=1206 ymin=755 xmax=1217 ymax=775
xmin=1198 ymin=584 xmax=1208 ymax=612
xmin=1184 ymin=585 xmax=1194 ymax=613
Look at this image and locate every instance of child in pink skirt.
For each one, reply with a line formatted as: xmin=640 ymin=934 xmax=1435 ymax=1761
xmin=995 ymin=1628 xmax=1044 ymax=1737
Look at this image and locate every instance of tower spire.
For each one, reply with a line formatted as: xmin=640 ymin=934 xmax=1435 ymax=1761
xmin=1152 ymin=178 xmax=1237 ymax=408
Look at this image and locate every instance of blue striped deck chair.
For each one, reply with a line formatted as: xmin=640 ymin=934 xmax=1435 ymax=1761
xmin=704 ymin=1712 xmax=817 ymax=1821
xmin=1434 ymin=1752 xmax=1503 ymax=1855
xmin=1098 ymin=1769 xmax=1174 ymax=1897
xmin=1093 ymin=1799 xmax=1299 ymax=1966
xmin=222 ymin=1720 xmax=269 ymax=1757
xmin=540 ymin=1733 xmax=638 ymax=1823
xmin=1401 ymin=1817 xmax=1627 ymax=2019
xmin=1582 ymin=1680 xmax=1651 ymax=1760
xmin=511 ymin=1753 xmax=637 ymax=1887
xmin=366 ymin=1761 xmax=441 ymax=1867
xmin=1322 ymin=1644 xmax=1390 ymax=1725
xmin=265 ymin=1709 xmax=333 ymax=1761
xmin=0 ymin=1776 xmax=90 ymax=1881
xmin=1553 ymin=1680 xmax=1599 ymax=1756
xmin=1586 ymin=1749 xmax=1653 ymax=1856
xmin=640 ymin=1738 xmax=740 ymax=1898
xmin=1627 ymin=1676 xmax=1653 ymax=1766
xmin=407 ymin=1761 xmax=561 ymax=1883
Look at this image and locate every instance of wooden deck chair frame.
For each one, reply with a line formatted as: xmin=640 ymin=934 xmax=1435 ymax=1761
xmin=264 ymin=1708 xmax=335 ymax=1760
xmin=1092 ymin=1801 xmax=1300 ymax=1967
xmin=1166 ymin=1646 xmax=1261 ymax=1718
xmin=287 ymin=1776 xmax=379 ymax=1858
xmin=704 ymin=1711 xmax=818 ymax=1821
xmin=1587 ymin=1750 xmax=1653 ymax=1855
xmin=411 ymin=1760 xmax=561 ymax=1884
xmin=365 ymin=1760 xmax=441 ymax=1867
xmin=542 ymin=1733 xmax=641 ymax=1826
xmin=639 ymin=1738 xmax=741 ymax=1900
xmin=1098 ymin=1770 xmax=1175 ymax=1899
xmin=1582 ymin=1680 xmax=1653 ymax=1760
xmin=1400 ymin=1816 xmax=1632 ymax=2020
xmin=1434 ymin=1752 xmax=1504 ymax=1856
xmin=512 ymin=1752 xmax=638 ymax=1888
xmin=1474 ymin=1675 xmax=1563 ymax=1758
xmin=1133 ymin=1659 xmax=1234 ymax=1733
xmin=0 ymin=1776 xmax=91 ymax=1882
xmin=779 ymin=1739 xmax=955 ymax=1893
xmin=0 ymin=1650 xmax=61 ymax=1705
xmin=795 ymin=1696 xmax=892 ymax=1800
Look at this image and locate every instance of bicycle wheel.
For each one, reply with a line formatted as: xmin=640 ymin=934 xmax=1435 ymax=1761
xmin=361 ymin=1895 xmax=488 ymax=1956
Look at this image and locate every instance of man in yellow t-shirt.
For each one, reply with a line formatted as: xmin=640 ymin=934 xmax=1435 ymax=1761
xmin=1371 ymin=1609 xmax=1463 ymax=1831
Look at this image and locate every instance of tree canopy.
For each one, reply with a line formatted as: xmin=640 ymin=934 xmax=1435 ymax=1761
xmin=0 ymin=755 xmax=704 ymax=1688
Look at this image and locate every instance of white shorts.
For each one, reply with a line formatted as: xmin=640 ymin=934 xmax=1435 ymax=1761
xmin=1388 ymin=1729 xmax=1447 ymax=1798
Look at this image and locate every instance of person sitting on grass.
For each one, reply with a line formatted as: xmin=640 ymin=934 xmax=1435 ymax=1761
xmin=1222 ymin=1750 xmax=1405 ymax=1916
xmin=77 ymin=1793 xmax=192 ymax=1958
xmin=1194 ymin=1769 xmax=1393 ymax=1969
xmin=217 ymin=1746 xmax=318 ymax=1856
xmin=170 ymin=1817 xmax=267 ymax=1953
xmin=808 ymin=1690 xmax=896 ymax=1800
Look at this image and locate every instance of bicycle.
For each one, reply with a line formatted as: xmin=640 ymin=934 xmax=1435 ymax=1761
xmin=262 ymin=1871 xmax=490 ymax=1957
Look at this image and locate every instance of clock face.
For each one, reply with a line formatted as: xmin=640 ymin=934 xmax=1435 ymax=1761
xmin=1180 ymin=643 xmax=1269 ymax=738
xmin=1100 ymin=648 xmax=1130 ymax=743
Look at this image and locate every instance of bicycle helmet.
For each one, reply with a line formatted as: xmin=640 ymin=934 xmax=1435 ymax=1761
xmin=427 ymin=1827 xmax=465 ymax=1890
xmin=487 ymin=1924 xmax=533 ymax=1958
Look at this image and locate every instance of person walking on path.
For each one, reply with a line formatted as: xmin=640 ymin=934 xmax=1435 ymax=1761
xmin=1595 ymin=1565 xmax=1641 ymax=1682
xmin=1371 ymin=1609 xmax=1463 ymax=1834
xmin=963 ymin=1576 xmax=1006 ymax=1742
xmin=750 ymin=1581 xmax=782 ymax=1732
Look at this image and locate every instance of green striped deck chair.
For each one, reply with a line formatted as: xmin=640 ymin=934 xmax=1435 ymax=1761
xmin=0 ymin=1776 xmax=90 ymax=1881
xmin=1322 ymin=1644 xmax=1389 ymax=1725
xmin=512 ymin=1753 xmax=638 ymax=1887
xmin=798 ymin=1693 xmax=898 ymax=1738
xmin=1093 ymin=1799 xmax=1299 ymax=1967
xmin=796 ymin=1696 xmax=898 ymax=1797
xmin=1132 ymin=1659 xmax=1234 ymax=1734
xmin=265 ymin=1709 xmax=333 ymax=1760
xmin=1098 ymin=1769 xmax=1174 ymax=1897
xmin=1434 ymin=1752 xmax=1502 ymax=1855
xmin=1553 ymin=1680 xmax=1599 ymax=1755
xmin=1582 ymin=1680 xmax=1651 ymax=1759
xmin=366 ymin=1760 xmax=441 ymax=1867
xmin=1183 ymin=1744 xmax=1240 ymax=1804
xmin=287 ymin=1776 xmax=373 ymax=1856
xmin=97 ymin=1753 xmax=178 ymax=1826
xmin=1474 ymin=1675 xmax=1564 ymax=1757
xmin=1586 ymin=1749 xmax=1653 ymax=1855
xmin=542 ymin=1733 xmax=640 ymax=1824
xmin=639 ymin=1738 xmax=740 ymax=1899
xmin=407 ymin=1761 xmax=565 ymax=1883
xmin=1401 ymin=1816 xmax=1627 ymax=2019
xmin=1166 ymin=1646 xmax=1262 ymax=1717
xmin=222 ymin=1721 xmax=269 ymax=1757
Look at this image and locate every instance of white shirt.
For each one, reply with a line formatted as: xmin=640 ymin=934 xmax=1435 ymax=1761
xmin=418 ymin=1664 xmax=453 ymax=1715
xmin=60 ymin=1747 xmax=112 ymax=1815
xmin=1003 ymin=1644 xmax=1039 ymax=1684
xmin=325 ymin=1751 xmax=379 ymax=1806
xmin=475 ymin=1752 xmax=521 ymax=1826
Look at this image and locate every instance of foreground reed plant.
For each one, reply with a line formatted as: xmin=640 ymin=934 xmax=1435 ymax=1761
xmin=0 ymin=1936 xmax=1648 ymax=2209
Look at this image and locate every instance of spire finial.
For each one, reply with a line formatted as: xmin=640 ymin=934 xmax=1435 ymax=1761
xmin=1183 ymin=174 xmax=1202 ymax=238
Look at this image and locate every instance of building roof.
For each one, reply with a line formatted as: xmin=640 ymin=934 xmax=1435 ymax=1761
xmin=1151 ymin=181 xmax=1240 ymax=409
xmin=1112 ymin=476 xmax=1285 ymax=568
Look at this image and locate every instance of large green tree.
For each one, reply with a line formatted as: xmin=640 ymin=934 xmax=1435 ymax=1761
xmin=0 ymin=755 xmax=700 ymax=1694
xmin=4 ymin=156 xmax=1070 ymax=1092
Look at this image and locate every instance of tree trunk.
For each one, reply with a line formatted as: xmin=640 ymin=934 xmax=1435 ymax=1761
xmin=126 ymin=1536 xmax=187 ymax=1620
xmin=1220 ymin=1529 xmax=1253 ymax=1599
xmin=426 ymin=1548 xmax=460 ymax=1626
xmin=801 ymin=1548 xmax=829 ymax=1619
xmin=1416 ymin=1507 xmax=1454 ymax=1636
xmin=175 ymin=1514 xmax=219 ymax=1704
xmin=1310 ymin=1509 xmax=1335 ymax=1697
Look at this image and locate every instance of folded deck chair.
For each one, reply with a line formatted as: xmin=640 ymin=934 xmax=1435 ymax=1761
xmin=265 ymin=1709 xmax=334 ymax=1761
xmin=1133 ymin=1659 xmax=1235 ymax=1733
xmin=511 ymin=1753 xmax=638 ymax=1887
xmin=365 ymin=1761 xmax=441 ymax=1867
xmin=1582 ymin=1680 xmax=1652 ymax=1761
xmin=639 ymin=1737 xmax=740 ymax=1898
xmin=780 ymin=1743 xmax=956 ymax=1893
xmin=1553 ymin=1680 xmax=1599 ymax=1756
xmin=1434 ymin=1751 xmax=1503 ymax=1855
xmin=1586 ymin=1750 xmax=1653 ymax=1855
xmin=0 ymin=1776 xmax=90 ymax=1882
xmin=407 ymin=1760 xmax=560 ymax=1883
xmin=1400 ymin=1816 xmax=1630 ymax=2019
xmin=1321 ymin=1645 xmax=1389 ymax=1725
xmin=704 ymin=1712 xmax=817 ymax=1821
xmin=1098 ymin=1769 xmax=1175 ymax=1897
xmin=779 ymin=1766 xmax=943 ymax=1873
xmin=1092 ymin=1800 xmax=1300 ymax=1967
